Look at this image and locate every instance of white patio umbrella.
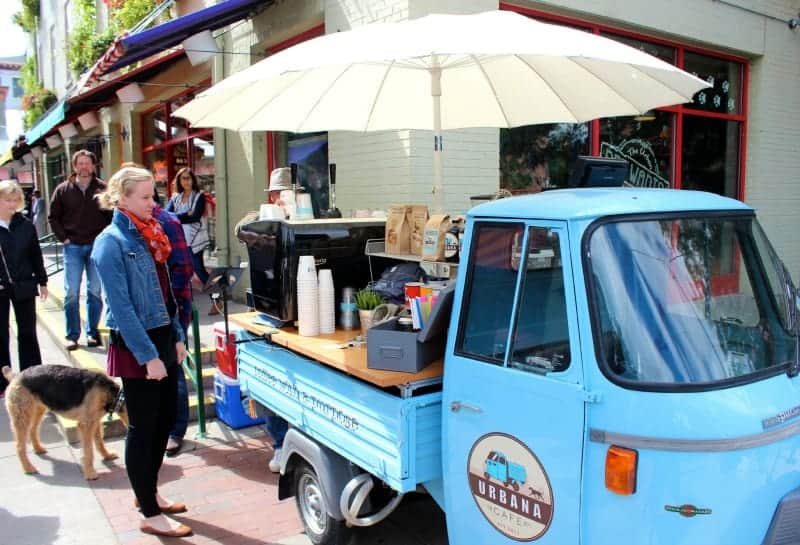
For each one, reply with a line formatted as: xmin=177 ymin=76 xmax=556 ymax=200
xmin=174 ymin=10 xmax=709 ymax=211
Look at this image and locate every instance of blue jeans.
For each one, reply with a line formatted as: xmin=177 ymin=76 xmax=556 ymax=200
xmin=170 ymin=325 xmax=190 ymax=440
xmin=63 ymin=242 xmax=103 ymax=341
xmin=190 ymin=250 xmax=209 ymax=286
xmin=265 ymin=415 xmax=288 ymax=449
xmin=170 ymin=365 xmax=189 ymax=439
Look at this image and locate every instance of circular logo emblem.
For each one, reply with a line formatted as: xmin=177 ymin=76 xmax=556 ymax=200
xmin=467 ymin=433 xmax=554 ymax=541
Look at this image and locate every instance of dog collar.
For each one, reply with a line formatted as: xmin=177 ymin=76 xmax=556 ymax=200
xmin=110 ymin=390 xmax=125 ymax=415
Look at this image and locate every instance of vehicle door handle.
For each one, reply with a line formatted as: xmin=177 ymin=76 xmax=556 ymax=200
xmin=450 ymin=401 xmax=483 ymax=413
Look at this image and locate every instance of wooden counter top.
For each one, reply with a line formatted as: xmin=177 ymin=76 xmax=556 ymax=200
xmin=229 ymin=312 xmax=443 ymax=389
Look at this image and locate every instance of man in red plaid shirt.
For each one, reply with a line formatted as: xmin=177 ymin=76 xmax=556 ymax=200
xmin=154 ymin=203 xmax=194 ymax=456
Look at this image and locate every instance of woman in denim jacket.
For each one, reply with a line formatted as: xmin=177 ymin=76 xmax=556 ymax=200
xmin=91 ymin=166 xmax=190 ymax=538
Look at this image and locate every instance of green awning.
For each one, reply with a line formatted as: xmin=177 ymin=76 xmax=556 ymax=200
xmin=25 ymin=99 xmax=67 ymax=145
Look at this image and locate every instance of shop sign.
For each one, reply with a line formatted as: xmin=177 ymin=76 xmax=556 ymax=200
xmin=601 ymin=141 xmax=669 ymax=189
xmin=467 ymin=433 xmax=554 ymax=541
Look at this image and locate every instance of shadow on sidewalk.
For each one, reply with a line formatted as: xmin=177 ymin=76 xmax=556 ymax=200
xmin=0 ymin=507 xmax=60 ymax=544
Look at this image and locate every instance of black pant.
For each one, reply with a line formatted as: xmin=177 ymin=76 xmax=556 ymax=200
xmin=0 ymin=295 xmax=41 ymax=391
xmin=122 ymin=363 xmax=178 ymax=517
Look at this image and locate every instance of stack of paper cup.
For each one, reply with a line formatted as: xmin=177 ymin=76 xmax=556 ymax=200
xmin=297 ymin=256 xmax=319 ymax=336
xmin=317 ymin=269 xmax=335 ymax=334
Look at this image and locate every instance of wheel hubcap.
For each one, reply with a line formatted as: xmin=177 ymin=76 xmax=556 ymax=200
xmin=299 ymin=474 xmax=327 ymax=535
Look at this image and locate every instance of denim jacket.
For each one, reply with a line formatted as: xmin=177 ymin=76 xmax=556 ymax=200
xmin=91 ymin=209 xmax=184 ymax=365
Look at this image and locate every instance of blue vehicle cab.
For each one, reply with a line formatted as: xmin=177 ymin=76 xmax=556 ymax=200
xmin=443 ymin=188 xmax=800 ymax=545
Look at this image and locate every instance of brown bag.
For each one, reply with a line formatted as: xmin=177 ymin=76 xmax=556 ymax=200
xmin=407 ymin=205 xmax=429 ymax=257
xmin=386 ymin=204 xmax=411 ymax=254
xmin=422 ymin=214 xmax=451 ymax=261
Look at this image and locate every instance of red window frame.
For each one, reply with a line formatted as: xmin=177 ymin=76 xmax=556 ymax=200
xmin=499 ymin=2 xmax=749 ymax=201
xmin=140 ymin=79 xmax=212 ymax=197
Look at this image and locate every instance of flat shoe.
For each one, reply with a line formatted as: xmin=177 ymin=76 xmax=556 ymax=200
xmin=165 ymin=437 xmax=183 ymax=457
xmin=87 ymin=335 xmax=102 ymax=347
xmin=140 ymin=523 xmax=192 ymax=538
xmin=65 ymin=340 xmax=79 ymax=351
xmin=135 ymin=499 xmax=188 ymax=514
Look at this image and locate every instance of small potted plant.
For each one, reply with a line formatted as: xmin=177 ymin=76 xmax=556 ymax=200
xmin=354 ymin=288 xmax=385 ymax=336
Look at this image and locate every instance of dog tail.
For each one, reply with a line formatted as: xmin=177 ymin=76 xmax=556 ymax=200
xmin=1 ymin=366 xmax=12 ymax=382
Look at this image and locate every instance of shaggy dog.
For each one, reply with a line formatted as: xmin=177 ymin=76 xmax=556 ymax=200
xmin=3 ymin=364 xmax=128 ymax=480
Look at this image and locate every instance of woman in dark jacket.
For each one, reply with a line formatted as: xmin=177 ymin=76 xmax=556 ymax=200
xmin=0 ymin=181 xmax=48 ymax=396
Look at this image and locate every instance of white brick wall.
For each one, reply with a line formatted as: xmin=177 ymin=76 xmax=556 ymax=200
xmin=327 ymin=0 xmax=499 ymax=216
xmin=743 ymin=14 xmax=800 ymax=282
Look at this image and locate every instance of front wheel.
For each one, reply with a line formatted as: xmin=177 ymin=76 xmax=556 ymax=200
xmin=294 ymin=461 xmax=352 ymax=545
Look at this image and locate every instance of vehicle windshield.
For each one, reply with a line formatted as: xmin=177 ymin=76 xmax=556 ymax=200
xmin=588 ymin=214 xmax=798 ymax=388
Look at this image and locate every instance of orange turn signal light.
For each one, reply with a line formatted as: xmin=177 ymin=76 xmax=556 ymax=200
xmin=605 ymin=445 xmax=638 ymax=495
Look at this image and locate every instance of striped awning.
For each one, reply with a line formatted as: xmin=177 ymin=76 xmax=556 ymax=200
xmin=79 ymin=0 xmax=270 ymax=89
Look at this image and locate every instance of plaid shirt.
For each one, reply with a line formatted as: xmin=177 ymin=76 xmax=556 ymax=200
xmin=154 ymin=205 xmax=194 ymax=330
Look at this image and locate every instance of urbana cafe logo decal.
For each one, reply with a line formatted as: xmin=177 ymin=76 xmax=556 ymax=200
xmin=467 ymin=433 xmax=553 ymax=541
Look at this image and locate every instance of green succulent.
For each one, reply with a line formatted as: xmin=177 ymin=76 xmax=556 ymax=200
xmin=354 ymin=288 xmax=385 ymax=311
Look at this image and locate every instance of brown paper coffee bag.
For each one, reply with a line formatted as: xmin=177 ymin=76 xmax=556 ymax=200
xmin=422 ymin=214 xmax=451 ymax=261
xmin=386 ymin=204 xmax=411 ymax=254
xmin=407 ymin=204 xmax=429 ymax=257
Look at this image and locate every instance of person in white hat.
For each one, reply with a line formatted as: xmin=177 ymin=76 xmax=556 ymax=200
xmin=267 ymin=167 xmax=292 ymax=212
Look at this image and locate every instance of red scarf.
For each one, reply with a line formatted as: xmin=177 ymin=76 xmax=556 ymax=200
xmin=120 ymin=209 xmax=172 ymax=264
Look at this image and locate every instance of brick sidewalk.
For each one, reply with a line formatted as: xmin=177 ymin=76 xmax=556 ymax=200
xmin=83 ymin=423 xmax=305 ymax=545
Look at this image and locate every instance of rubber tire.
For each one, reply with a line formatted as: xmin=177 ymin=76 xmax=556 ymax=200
xmin=293 ymin=461 xmax=352 ymax=545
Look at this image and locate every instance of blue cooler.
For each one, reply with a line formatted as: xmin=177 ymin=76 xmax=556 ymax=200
xmin=213 ymin=371 xmax=264 ymax=429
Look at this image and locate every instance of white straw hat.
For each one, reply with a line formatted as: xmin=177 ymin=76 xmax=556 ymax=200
xmin=269 ymin=167 xmax=292 ymax=192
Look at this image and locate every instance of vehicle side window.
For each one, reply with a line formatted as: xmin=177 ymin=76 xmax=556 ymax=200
xmin=510 ymin=228 xmax=571 ymax=373
xmin=456 ymin=223 xmax=524 ymax=364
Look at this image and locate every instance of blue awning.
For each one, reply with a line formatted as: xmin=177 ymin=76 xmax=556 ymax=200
xmin=25 ymin=99 xmax=67 ymax=145
xmin=104 ymin=0 xmax=271 ymax=74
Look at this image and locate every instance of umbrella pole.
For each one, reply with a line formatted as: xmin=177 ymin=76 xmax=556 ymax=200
xmin=431 ymin=64 xmax=443 ymax=214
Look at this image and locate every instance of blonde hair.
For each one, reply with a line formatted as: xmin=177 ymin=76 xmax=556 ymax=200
xmin=0 ymin=180 xmax=25 ymax=210
xmin=97 ymin=166 xmax=154 ymax=209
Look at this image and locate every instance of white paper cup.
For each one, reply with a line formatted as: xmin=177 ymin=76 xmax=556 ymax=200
xmin=259 ymin=203 xmax=285 ymax=220
xmin=295 ymin=193 xmax=314 ymax=220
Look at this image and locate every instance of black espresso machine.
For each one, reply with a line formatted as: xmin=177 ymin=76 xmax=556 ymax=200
xmin=238 ymin=218 xmax=389 ymax=325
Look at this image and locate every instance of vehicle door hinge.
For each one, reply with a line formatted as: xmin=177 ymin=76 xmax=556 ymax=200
xmin=582 ymin=390 xmax=602 ymax=403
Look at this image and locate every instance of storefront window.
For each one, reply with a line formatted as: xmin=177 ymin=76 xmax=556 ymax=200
xmin=684 ymin=52 xmax=742 ymax=115
xmin=506 ymin=8 xmax=748 ymax=200
xmin=600 ymin=112 xmax=674 ymax=188
xmin=193 ymin=135 xmax=215 ymax=192
xmin=681 ymin=116 xmax=740 ymax=198
xmin=142 ymin=107 xmax=166 ymax=149
xmin=500 ymin=123 xmax=589 ymax=191
xmin=272 ymin=131 xmax=330 ymax=217
xmin=140 ymin=84 xmax=213 ymax=200
xmin=604 ymin=34 xmax=676 ymax=64
xmin=170 ymin=94 xmax=193 ymax=140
